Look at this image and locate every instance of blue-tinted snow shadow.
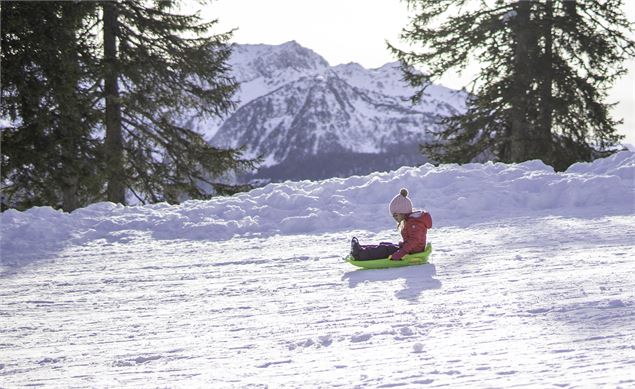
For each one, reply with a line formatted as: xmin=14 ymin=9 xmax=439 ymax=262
xmin=0 ymin=244 xmax=69 ymax=278
xmin=342 ymin=263 xmax=441 ymax=301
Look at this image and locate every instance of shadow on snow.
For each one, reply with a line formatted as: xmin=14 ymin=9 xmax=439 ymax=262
xmin=342 ymin=263 xmax=441 ymax=301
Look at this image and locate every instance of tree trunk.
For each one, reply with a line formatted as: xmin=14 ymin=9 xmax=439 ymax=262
xmin=103 ymin=1 xmax=126 ymax=204
xmin=58 ymin=8 xmax=82 ymax=212
xmin=59 ymin=105 xmax=80 ymax=211
xmin=61 ymin=174 xmax=80 ymax=211
xmin=510 ymin=0 xmax=533 ymax=163
xmin=564 ymin=0 xmax=576 ymax=17
xmin=539 ymin=1 xmax=554 ymax=165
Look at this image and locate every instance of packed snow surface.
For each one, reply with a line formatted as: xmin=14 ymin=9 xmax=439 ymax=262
xmin=1 ymin=152 xmax=634 ymax=387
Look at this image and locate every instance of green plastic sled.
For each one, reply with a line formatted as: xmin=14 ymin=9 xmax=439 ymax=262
xmin=345 ymin=243 xmax=432 ymax=269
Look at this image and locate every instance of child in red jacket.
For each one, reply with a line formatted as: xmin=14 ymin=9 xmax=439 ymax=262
xmin=388 ymin=188 xmax=432 ymax=260
xmin=350 ymin=188 xmax=432 ymax=261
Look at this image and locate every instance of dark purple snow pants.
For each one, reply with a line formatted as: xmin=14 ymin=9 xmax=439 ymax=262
xmin=357 ymin=242 xmax=400 ymax=261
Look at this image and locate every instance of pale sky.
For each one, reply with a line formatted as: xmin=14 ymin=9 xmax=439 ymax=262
xmin=202 ymin=0 xmax=635 ymax=147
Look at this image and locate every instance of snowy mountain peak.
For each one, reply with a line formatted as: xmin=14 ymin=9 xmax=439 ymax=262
xmin=332 ymin=62 xmax=366 ymax=74
xmin=199 ymin=41 xmax=467 ymax=181
xmin=211 ymin=66 xmax=443 ymax=172
xmin=229 ymin=40 xmax=329 ymax=83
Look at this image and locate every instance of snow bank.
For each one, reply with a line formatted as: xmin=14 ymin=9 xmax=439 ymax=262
xmin=2 ymin=152 xmax=633 ymax=260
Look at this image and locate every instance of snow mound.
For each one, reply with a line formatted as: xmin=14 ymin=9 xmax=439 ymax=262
xmin=1 ymin=152 xmax=633 ymax=261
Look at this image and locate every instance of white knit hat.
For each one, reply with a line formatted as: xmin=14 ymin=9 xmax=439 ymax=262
xmin=389 ymin=188 xmax=413 ymax=214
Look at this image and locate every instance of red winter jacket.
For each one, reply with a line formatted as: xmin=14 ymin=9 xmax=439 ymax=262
xmin=391 ymin=211 xmax=432 ymax=260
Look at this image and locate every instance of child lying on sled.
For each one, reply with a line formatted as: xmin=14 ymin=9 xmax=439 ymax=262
xmin=351 ymin=188 xmax=432 ymax=261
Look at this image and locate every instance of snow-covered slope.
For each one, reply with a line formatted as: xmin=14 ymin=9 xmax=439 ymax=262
xmin=1 ymin=152 xmax=634 ymax=387
xmin=2 ymin=151 xmax=633 ymax=257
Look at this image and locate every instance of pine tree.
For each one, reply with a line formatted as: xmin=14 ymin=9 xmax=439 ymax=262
xmin=390 ymin=0 xmax=634 ymax=170
xmin=96 ymin=0 xmax=257 ymax=204
xmin=1 ymin=1 xmax=258 ymax=211
xmin=1 ymin=2 xmax=102 ymax=211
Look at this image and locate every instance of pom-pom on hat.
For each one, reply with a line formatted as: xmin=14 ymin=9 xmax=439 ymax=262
xmin=389 ymin=188 xmax=413 ymax=214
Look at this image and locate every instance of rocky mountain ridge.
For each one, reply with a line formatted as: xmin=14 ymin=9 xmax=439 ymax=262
xmin=198 ymin=41 xmax=467 ymax=181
